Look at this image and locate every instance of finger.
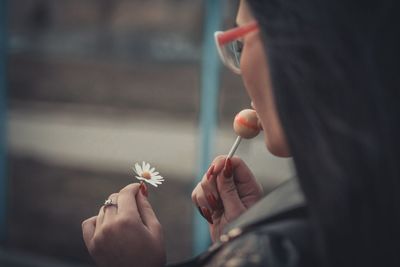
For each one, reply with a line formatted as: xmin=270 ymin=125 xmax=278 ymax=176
xmin=192 ymin=192 xmax=204 ymax=221
xmin=195 ymin=155 xmax=227 ymax=209
xmin=194 ymin=193 xmax=213 ymax=224
xmin=103 ymin=193 xmax=118 ymax=222
xmin=191 ymin=183 xmax=201 ymax=205
xmin=200 ymin=168 xmax=222 ymax=211
xmin=192 ymin=182 xmax=212 ymax=210
xmin=191 ymin=156 xmax=226 ymax=207
xmin=216 ymin=155 xmax=259 ymax=195
xmin=191 ymin=184 xmax=208 ymax=221
xmin=117 ymin=183 xmax=140 ymax=216
xmin=96 ymin=204 xmax=105 ymax=226
xmin=210 ymin=155 xmax=227 ymax=175
xmin=229 ymin=156 xmax=259 ymax=185
xmin=136 ymin=183 xmax=162 ymax=233
xmin=229 ymin=156 xmax=264 ymax=206
xmin=82 ymin=216 xmax=97 ymax=248
xmin=196 ymin=190 xmax=211 ymax=211
xmin=214 ymin=155 xmax=252 ymax=177
xmin=216 ymin=157 xmax=246 ymax=218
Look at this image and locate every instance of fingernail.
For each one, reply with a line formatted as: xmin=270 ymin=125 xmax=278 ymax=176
xmin=206 ymin=194 xmax=218 ymax=210
xmin=140 ymin=182 xmax=148 ymax=197
xmin=223 ymin=158 xmax=232 ymax=178
xmin=206 ymin=164 xmax=215 ymax=181
xmin=201 ymin=207 xmax=213 ymax=224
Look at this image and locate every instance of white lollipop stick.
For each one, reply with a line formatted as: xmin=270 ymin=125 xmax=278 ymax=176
xmin=227 ymin=136 xmax=242 ymax=159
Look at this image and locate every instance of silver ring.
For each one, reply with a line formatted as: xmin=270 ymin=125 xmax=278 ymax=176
xmin=103 ymin=198 xmax=117 ymax=207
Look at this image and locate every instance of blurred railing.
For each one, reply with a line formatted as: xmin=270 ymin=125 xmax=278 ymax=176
xmin=0 ymin=0 xmax=8 ymax=245
xmin=195 ymin=0 xmax=223 ymax=255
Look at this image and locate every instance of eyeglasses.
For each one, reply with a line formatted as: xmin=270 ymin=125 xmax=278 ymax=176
xmin=214 ymin=21 xmax=259 ymax=74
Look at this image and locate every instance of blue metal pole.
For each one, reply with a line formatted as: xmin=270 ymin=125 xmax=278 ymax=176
xmin=194 ymin=0 xmax=223 ymax=255
xmin=0 ymin=0 xmax=7 ymax=244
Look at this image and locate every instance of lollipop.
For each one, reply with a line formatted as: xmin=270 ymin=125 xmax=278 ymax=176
xmin=227 ymin=109 xmax=261 ymax=159
xmin=233 ymin=109 xmax=261 ymax=139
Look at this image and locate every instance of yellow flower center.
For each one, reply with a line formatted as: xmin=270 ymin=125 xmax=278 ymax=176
xmin=141 ymin=171 xmax=151 ymax=180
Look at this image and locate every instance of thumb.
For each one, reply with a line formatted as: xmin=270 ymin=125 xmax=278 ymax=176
xmin=216 ymin=158 xmax=246 ymax=217
xmin=82 ymin=216 xmax=96 ymax=248
xmin=137 ymin=182 xmax=162 ymax=234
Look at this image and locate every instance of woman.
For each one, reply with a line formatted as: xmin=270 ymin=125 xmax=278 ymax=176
xmin=82 ymin=0 xmax=400 ymax=266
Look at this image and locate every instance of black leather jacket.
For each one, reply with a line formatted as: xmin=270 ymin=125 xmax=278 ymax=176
xmin=168 ymin=179 xmax=316 ymax=267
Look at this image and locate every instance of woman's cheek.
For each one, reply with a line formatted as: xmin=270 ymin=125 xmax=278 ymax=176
xmin=240 ymin=38 xmax=291 ymax=157
xmin=240 ymin=51 xmax=262 ymax=101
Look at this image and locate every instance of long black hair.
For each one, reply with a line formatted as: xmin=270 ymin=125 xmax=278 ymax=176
xmin=247 ymin=0 xmax=400 ymax=266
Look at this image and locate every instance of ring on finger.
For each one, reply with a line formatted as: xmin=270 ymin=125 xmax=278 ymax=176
xmin=103 ymin=197 xmax=118 ymax=208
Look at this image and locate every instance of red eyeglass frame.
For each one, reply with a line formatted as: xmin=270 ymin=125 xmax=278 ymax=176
xmin=215 ymin=21 xmax=259 ymax=46
xmin=214 ymin=21 xmax=259 ymax=74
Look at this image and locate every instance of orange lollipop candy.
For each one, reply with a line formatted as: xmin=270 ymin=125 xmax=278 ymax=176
xmin=233 ymin=109 xmax=261 ymax=139
xmin=226 ymin=109 xmax=261 ymax=160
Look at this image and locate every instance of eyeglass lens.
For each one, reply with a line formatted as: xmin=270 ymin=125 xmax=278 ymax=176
xmin=229 ymin=40 xmax=243 ymax=69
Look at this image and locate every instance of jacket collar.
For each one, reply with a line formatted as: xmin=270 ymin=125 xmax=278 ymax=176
xmin=224 ymin=178 xmax=307 ymax=233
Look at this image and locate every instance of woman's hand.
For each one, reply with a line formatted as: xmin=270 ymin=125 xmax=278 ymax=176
xmin=82 ymin=183 xmax=166 ymax=267
xmin=192 ymin=156 xmax=264 ymax=242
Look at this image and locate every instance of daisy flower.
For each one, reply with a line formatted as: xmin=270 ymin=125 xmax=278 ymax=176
xmin=133 ymin=161 xmax=164 ymax=187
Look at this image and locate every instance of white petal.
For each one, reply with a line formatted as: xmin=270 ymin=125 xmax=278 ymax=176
xmin=143 ymin=163 xmax=149 ymax=172
xmin=145 ymin=163 xmax=151 ymax=172
xmin=150 ymin=167 xmax=155 ymax=173
xmin=147 ymin=180 xmax=158 ymax=187
xmin=152 ymin=175 xmax=163 ymax=180
xmin=135 ymin=163 xmax=142 ymax=175
xmin=135 ymin=176 xmax=146 ymax=181
xmin=152 ymin=172 xmax=160 ymax=176
xmin=142 ymin=161 xmax=146 ymax=171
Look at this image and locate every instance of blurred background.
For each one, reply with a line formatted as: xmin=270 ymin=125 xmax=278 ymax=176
xmin=1 ymin=0 xmax=294 ymax=266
